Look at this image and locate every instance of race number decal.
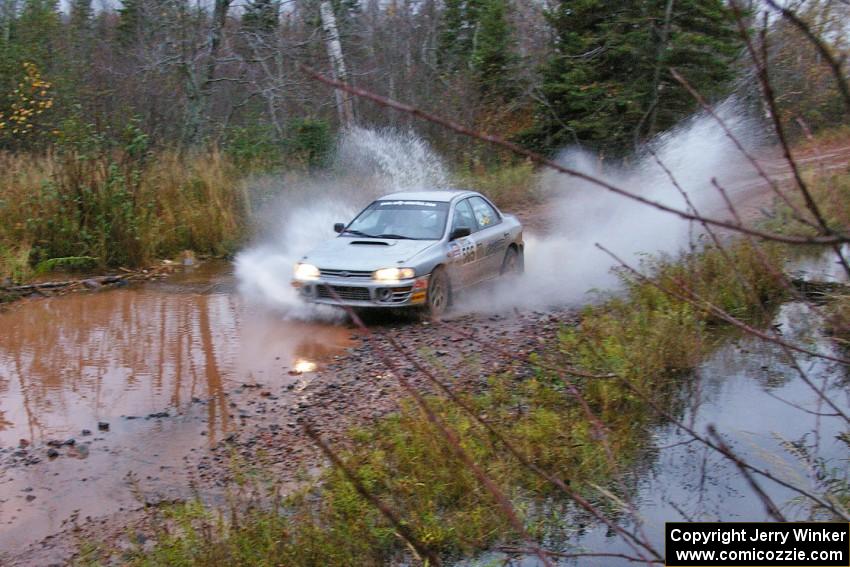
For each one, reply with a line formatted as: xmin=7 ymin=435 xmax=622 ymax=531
xmin=449 ymin=239 xmax=476 ymax=264
xmin=460 ymin=239 xmax=476 ymax=264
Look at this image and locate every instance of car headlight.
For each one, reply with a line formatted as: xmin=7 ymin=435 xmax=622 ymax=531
xmin=293 ymin=262 xmax=320 ymax=281
xmin=373 ymin=267 xmax=415 ymax=281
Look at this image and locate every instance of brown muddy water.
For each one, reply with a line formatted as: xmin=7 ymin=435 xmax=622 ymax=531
xmin=0 ymin=262 xmax=354 ymax=552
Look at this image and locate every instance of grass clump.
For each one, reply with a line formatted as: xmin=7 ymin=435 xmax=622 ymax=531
xmin=0 ymin=241 xmax=33 ymax=283
xmin=453 ymin=161 xmax=538 ymax=208
xmin=562 ymin=242 xmax=785 ymax=384
xmin=34 ymin=255 xmax=98 ymax=275
xmin=762 ymin=149 xmax=850 ymax=238
xmin=823 ymin=293 xmax=850 ymax=346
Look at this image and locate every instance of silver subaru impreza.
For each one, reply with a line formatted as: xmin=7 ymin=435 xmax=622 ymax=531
xmin=291 ymin=190 xmax=524 ymax=316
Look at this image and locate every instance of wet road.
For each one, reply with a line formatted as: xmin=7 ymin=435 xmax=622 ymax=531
xmin=0 ymin=263 xmax=354 ymax=551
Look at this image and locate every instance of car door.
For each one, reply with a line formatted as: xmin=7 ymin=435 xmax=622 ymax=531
xmin=445 ymin=198 xmax=482 ymax=288
xmin=467 ymin=196 xmax=508 ymax=280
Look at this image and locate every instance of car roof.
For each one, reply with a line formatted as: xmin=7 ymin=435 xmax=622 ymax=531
xmin=377 ymin=190 xmax=476 ymax=203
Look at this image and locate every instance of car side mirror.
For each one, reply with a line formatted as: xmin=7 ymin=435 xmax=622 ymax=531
xmin=334 ymin=223 xmax=345 ymax=233
xmin=450 ymin=227 xmax=471 ymax=241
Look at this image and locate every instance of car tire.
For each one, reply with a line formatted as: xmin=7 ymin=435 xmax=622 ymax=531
xmin=425 ymin=267 xmax=450 ymax=319
xmin=501 ymin=246 xmax=523 ymax=276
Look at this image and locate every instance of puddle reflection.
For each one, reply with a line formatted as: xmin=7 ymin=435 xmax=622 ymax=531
xmin=0 ymin=266 xmax=353 ymax=445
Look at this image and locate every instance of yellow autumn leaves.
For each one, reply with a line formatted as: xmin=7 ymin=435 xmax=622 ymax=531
xmin=0 ymin=62 xmax=54 ymax=138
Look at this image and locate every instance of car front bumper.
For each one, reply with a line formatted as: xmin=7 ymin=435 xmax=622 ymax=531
xmin=292 ymin=275 xmax=429 ymax=308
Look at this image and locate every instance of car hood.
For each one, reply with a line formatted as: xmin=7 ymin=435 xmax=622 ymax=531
xmin=301 ymin=237 xmax=438 ymax=271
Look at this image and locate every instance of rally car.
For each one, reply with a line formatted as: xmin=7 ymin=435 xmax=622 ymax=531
xmin=291 ymin=190 xmax=524 ymax=317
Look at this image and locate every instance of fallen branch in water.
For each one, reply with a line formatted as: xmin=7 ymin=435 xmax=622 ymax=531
xmin=790 ymin=278 xmax=850 ymax=300
xmin=1 ymin=264 xmax=178 ymax=298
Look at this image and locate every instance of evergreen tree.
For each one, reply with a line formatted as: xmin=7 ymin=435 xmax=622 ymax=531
xmin=437 ymin=0 xmax=473 ymax=72
xmin=470 ymin=0 xmax=515 ymax=97
xmin=117 ymin=0 xmax=144 ymax=45
xmin=438 ymin=0 xmax=516 ymax=99
xmin=15 ymin=0 xmax=59 ymax=68
xmin=0 ymin=0 xmax=20 ymax=86
xmin=525 ymin=0 xmax=739 ymax=156
xmin=69 ymin=0 xmax=92 ymax=34
xmin=68 ymin=0 xmax=93 ymax=60
xmin=242 ymin=0 xmax=279 ymax=35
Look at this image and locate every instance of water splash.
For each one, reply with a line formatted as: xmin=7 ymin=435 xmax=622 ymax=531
xmin=459 ymin=98 xmax=766 ymax=311
xmin=235 ymin=127 xmax=448 ymax=315
xmin=238 ymin=101 xmax=767 ymax=317
xmin=334 ymin=126 xmax=448 ymax=192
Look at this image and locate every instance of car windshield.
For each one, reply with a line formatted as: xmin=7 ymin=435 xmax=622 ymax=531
xmin=344 ymin=200 xmax=449 ymax=240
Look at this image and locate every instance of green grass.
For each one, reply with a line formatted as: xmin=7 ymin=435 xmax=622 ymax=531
xmin=0 ymin=241 xmax=33 ymax=283
xmin=452 ymin=161 xmax=538 ymax=208
xmin=765 ymin=168 xmax=850 ymax=237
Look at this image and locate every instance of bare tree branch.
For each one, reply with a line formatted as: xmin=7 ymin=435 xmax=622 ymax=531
xmin=707 ymin=425 xmax=788 ymax=522
xmin=298 ymin=63 xmax=850 ymax=246
xmin=764 ymin=0 xmax=850 ymax=114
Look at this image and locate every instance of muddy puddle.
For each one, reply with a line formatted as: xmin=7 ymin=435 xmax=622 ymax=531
xmin=0 ymin=262 xmax=354 ymax=552
xmin=0 ymin=263 xmax=353 ymax=446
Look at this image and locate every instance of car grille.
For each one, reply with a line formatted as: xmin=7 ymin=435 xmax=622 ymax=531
xmin=316 ymin=284 xmax=371 ymax=302
xmin=319 ymin=269 xmax=373 ymax=280
xmin=387 ymin=287 xmax=413 ymax=304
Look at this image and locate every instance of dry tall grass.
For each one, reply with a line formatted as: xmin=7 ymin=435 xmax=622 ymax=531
xmin=0 ymin=148 xmax=249 ymax=281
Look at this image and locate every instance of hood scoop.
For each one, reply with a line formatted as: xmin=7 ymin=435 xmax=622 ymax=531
xmin=350 ymin=240 xmax=392 ymax=246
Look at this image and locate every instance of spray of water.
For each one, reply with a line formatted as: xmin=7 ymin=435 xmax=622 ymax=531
xmin=237 ymin=100 xmax=765 ymax=317
xmin=459 ymin=98 xmax=765 ymax=312
xmin=234 ymin=127 xmax=448 ymax=316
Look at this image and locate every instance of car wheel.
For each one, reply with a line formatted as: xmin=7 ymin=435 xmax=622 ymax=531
xmin=426 ymin=267 xmax=450 ymax=319
xmin=501 ymin=247 xmax=523 ymax=276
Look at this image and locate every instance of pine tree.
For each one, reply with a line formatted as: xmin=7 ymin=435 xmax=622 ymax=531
xmin=437 ymin=0 xmax=471 ymax=72
xmin=470 ymin=0 xmax=515 ymax=98
xmin=438 ymin=0 xmax=516 ymax=99
xmin=68 ymin=0 xmax=93 ymax=59
xmin=69 ymin=0 xmax=92 ymax=34
xmin=242 ymin=0 xmax=278 ymax=35
xmin=15 ymin=0 xmax=59 ymax=68
xmin=0 ymin=0 xmax=20 ymax=87
xmin=525 ymin=0 xmax=739 ymax=156
xmin=117 ymin=0 xmax=144 ymax=45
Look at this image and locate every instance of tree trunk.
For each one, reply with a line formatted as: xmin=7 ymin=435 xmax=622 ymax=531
xmin=647 ymin=0 xmax=675 ymax=137
xmin=319 ymin=0 xmax=355 ymax=127
xmin=184 ymin=0 xmax=231 ymax=146
xmin=204 ymin=0 xmax=230 ymax=96
xmin=0 ymin=0 xmax=16 ymax=45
